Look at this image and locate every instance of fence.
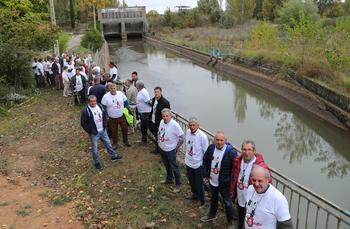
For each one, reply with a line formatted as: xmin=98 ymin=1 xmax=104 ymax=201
xmin=171 ymin=110 xmax=350 ymax=229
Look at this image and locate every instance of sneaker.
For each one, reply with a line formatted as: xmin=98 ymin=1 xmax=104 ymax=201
xmin=227 ymin=221 xmax=235 ymax=229
xmin=123 ymin=139 xmax=131 ymax=147
xmin=173 ymin=185 xmax=181 ymax=193
xmin=194 ymin=201 xmax=204 ymax=208
xmin=201 ymin=214 xmax=217 ymax=222
xmin=95 ymin=163 xmax=103 ymax=170
xmin=112 ymin=142 xmax=118 ymax=150
xmin=111 ymin=155 xmax=123 ymax=162
xmin=160 ymin=179 xmax=173 ymax=184
xmin=63 ymin=95 xmax=67 ymax=97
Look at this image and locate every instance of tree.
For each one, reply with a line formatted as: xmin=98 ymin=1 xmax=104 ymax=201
xmin=0 ymin=0 xmax=50 ymax=20
xmin=197 ymin=0 xmax=221 ymax=21
xmin=76 ymin=0 xmax=117 ymax=21
xmin=275 ymin=0 xmax=320 ymax=27
xmin=228 ymin=0 xmax=256 ymax=24
xmin=80 ymin=28 xmax=104 ymax=51
xmin=253 ymin=0 xmax=264 ymax=19
xmin=70 ymin=0 xmax=75 ymax=28
xmin=343 ymin=0 xmax=350 ymax=14
xmin=261 ymin=0 xmax=284 ymax=21
xmin=328 ymin=0 xmax=344 ymax=17
xmin=122 ymin=0 xmax=128 ymax=7
xmin=147 ymin=10 xmax=160 ymax=19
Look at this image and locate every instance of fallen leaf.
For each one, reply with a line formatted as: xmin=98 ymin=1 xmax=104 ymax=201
xmin=43 ymin=223 xmax=48 ymax=227
xmin=197 ymin=224 xmax=203 ymax=228
xmin=37 ymin=210 xmax=41 ymax=213
xmin=190 ymin=213 xmax=198 ymax=218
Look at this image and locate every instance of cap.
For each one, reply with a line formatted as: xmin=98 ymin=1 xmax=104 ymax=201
xmin=34 ymin=57 xmax=38 ymax=60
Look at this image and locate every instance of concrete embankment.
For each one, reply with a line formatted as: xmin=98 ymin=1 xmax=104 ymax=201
xmin=143 ymin=35 xmax=350 ymax=131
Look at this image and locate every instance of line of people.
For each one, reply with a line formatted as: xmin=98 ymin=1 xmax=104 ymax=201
xmin=79 ymin=67 xmax=294 ymax=229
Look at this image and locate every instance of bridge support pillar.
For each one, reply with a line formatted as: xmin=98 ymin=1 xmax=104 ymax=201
xmin=121 ymin=21 xmax=127 ymax=40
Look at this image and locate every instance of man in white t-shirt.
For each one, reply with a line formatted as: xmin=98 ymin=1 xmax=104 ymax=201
xmin=230 ymin=140 xmax=272 ymax=229
xmin=201 ymin=131 xmax=237 ymax=229
xmin=101 ymin=83 xmax=131 ymax=149
xmin=37 ymin=58 xmax=45 ymax=89
xmin=158 ymin=108 xmax=185 ymax=193
xmin=81 ymin=95 xmax=123 ymax=170
xmin=135 ymin=80 xmax=152 ymax=144
xmin=185 ymin=117 xmax=208 ymax=207
xmin=244 ymin=165 xmax=293 ymax=229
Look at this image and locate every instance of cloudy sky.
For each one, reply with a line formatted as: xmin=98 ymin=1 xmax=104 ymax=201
xmin=124 ymin=0 xmax=225 ymax=14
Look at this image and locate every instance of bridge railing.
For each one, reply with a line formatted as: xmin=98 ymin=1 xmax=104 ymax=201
xmin=171 ymin=110 xmax=350 ymax=229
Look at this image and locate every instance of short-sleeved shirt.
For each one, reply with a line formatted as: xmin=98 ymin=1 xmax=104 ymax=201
xmin=245 ymin=184 xmax=291 ymax=228
xmin=136 ymin=88 xmax=151 ymax=113
xmin=158 ymin=119 xmax=184 ymax=152
xmin=88 ymin=105 xmax=103 ymax=132
xmin=101 ymin=91 xmax=127 ymax=119
xmin=185 ymin=129 xmax=209 ymax=169
xmin=210 ymin=145 xmax=227 ymax=187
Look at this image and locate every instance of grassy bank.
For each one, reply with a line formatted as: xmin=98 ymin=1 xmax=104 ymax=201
xmin=152 ymin=22 xmax=350 ymax=97
xmin=0 ymin=89 xmax=236 ymax=228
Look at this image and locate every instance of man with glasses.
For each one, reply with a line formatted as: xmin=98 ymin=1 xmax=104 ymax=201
xmin=230 ymin=140 xmax=272 ymax=229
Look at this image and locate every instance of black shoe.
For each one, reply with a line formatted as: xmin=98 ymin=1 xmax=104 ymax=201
xmin=123 ymin=139 xmax=131 ymax=147
xmin=150 ymin=149 xmax=159 ymax=154
xmin=95 ymin=163 xmax=103 ymax=170
xmin=112 ymin=142 xmax=118 ymax=149
xmin=111 ymin=155 xmax=123 ymax=162
xmin=139 ymin=141 xmax=147 ymax=146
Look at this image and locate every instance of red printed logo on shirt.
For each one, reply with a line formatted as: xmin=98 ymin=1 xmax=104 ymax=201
xmin=238 ymin=182 xmax=249 ymax=190
xmin=159 ymin=128 xmax=169 ymax=142
xmin=211 ymin=156 xmax=220 ymax=174
xmin=96 ymin=117 xmax=102 ymax=123
xmin=187 ymin=141 xmax=196 ymax=156
xmin=246 ymin=216 xmax=262 ymax=227
xmin=112 ymin=99 xmax=122 ymax=109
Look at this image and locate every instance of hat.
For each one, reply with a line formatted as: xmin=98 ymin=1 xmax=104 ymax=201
xmin=34 ymin=57 xmax=38 ymax=60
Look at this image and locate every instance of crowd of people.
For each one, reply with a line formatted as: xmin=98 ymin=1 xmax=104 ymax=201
xmin=75 ymin=58 xmax=294 ymax=228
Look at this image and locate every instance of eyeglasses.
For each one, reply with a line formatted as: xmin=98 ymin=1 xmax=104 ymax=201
xmin=242 ymin=149 xmax=254 ymax=152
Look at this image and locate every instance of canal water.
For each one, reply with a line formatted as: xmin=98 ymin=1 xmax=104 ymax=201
xmin=106 ymin=38 xmax=350 ymax=212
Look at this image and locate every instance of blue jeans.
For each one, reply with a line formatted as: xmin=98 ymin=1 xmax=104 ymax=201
xmin=88 ymin=129 xmax=118 ymax=164
xmin=159 ymin=148 xmax=181 ymax=186
xmin=209 ymin=184 xmax=234 ymax=222
xmin=186 ymin=165 xmax=205 ymax=203
xmin=237 ymin=204 xmax=245 ymax=229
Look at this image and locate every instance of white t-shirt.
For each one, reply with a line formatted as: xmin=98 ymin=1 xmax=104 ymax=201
xmin=62 ymin=71 xmax=69 ymax=83
xmin=56 ymin=62 xmax=61 ymax=74
xmin=43 ymin=61 xmax=48 ymax=72
xmin=101 ymin=92 xmax=127 ymax=119
xmin=48 ymin=62 xmax=53 ymax=75
xmin=67 ymin=64 xmax=74 ymax=79
xmin=185 ymin=129 xmax=209 ymax=169
xmin=237 ymin=156 xmax=257 ymax=207
xmin=37 ymin=62 xmax=44 ymax=75
xmin=32 ymin=62 xmax=38 ymax=75
xmin=89 ymin=105 xmax=104 ymax=132
xmin=75 ymin=75 xmax=83 ymax=92
xmin=136 ymin=88 xmax=152 ymax=113
xmin=151 ymin=99 xmax=158 ymax=123
xmin=110 ymin=67 xmax=118 ymax=80
xmin=245 ymin=185 xmax=291 ymax=228
xmin=209 ymin=145 xmax=227 ymax=187
xmin=158 ymin=119 xmax=184 ymax=152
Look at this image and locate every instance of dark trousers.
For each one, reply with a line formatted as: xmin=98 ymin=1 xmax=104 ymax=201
xmin=45 ymin=71 xmax=50 ymax=85
xmin=151 ymin=121 xmax=159 ymax=149
xmin=38 ymin=75 xmax=45 ymax=88
xmin=34 ymin=74 xmax=39 ymax=87
xmin=140 ymin=112 xmax=152 ymax=143
xmin=49 ymin=74 xmax=56 ymax=86
xmin=209 ymin=184 xmax=234 ymax=222
xmin=107 ymin=115 xmax=128 ymax=143
xmin=186 ymin=165 xmax=205 ymax=203
xmin=74 ymin=90 xmax=85 ymax=105
xmin=237 ymin=204 xmax=245 ymax=229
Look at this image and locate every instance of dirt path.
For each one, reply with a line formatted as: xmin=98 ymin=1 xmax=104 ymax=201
xmin=67 ymin=34 xmax=84 ymax=52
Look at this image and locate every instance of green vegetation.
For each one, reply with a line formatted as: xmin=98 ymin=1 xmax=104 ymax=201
xmin=87 ymin=20 xmax=101 ymax=32
xmin=24 ymin=205 xmax=32 ymax=209
xmin=17 ymin=210 xmax=28 ymax=217
xmin=80 ymin=28 xmax=104 ymax=52
xmin=57 ymin=32 xmax=70 ymax=54
xmin=0 ymin=202 xmax=9 ymax=206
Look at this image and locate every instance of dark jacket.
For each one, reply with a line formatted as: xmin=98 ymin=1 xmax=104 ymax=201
xmin=230 ymin=153 xmax=272 ymax=204
xmin=132 ymin=77 xmax=139 ymax=87
xmin=71 ymin=74 xmax=88 ymax=90
xmin=81 ymin=103 xmax=107 ymax=135
xmin=51 ymin=62 xmax=59 ymax=74
xmin=89 ymin=83 xmax=107 ymax=104
xmin=151 ymin=95 xmax=170 ymax=127
xmin=202 ymin=142 xmax=237 ymax=188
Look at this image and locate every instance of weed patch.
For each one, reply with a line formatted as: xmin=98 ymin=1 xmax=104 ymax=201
xmin=0 ymin=202 xmax=9 ymax=207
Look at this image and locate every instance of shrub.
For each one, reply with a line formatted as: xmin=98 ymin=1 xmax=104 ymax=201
xmin=275 ymin=0 xmax=320 ymax=27
xmin=57 ymin=32 xmax=70 ymax=54
xmin=87 ymin=20 xmax=101 ymax=32
xmin=80 ymin=28 xmax=104 ymax=52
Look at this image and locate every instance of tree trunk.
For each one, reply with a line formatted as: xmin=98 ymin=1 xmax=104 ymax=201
xmin=70 ymin=0 xmax=75 ymax=28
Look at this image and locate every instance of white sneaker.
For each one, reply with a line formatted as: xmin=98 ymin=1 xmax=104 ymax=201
xmin=63 ymin=95 xmax=67 ymax=97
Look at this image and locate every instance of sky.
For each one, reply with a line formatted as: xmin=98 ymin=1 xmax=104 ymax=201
xmin=124 ymin=0 xmax=223 ymax=14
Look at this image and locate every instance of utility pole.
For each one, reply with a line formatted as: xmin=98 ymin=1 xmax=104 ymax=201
xmin=49 ymin=0 xmax=59 ymax=55
xmin=93 ymin=5 xmax=96 ymax=29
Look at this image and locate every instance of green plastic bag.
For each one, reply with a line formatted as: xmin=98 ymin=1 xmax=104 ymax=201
xmin=123 ymin=107 xmax=133 ymax=126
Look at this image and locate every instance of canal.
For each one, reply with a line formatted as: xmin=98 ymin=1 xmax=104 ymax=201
xmin=106 ymin=37 xmax=350 ymax=212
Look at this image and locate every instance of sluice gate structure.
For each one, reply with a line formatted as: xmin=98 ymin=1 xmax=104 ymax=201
xmin=97 ymin=6 xmax=148 ymax=39
xmin=171 ymin=110 xmax=350 ymax=229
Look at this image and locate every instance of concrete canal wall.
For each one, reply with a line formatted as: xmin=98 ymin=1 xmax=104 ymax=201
xmin=143 ymin=35 xmax=350 ymax=131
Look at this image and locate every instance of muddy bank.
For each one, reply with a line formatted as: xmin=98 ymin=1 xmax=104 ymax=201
xmin=143 ymin=35 xmax=350 ymax=131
